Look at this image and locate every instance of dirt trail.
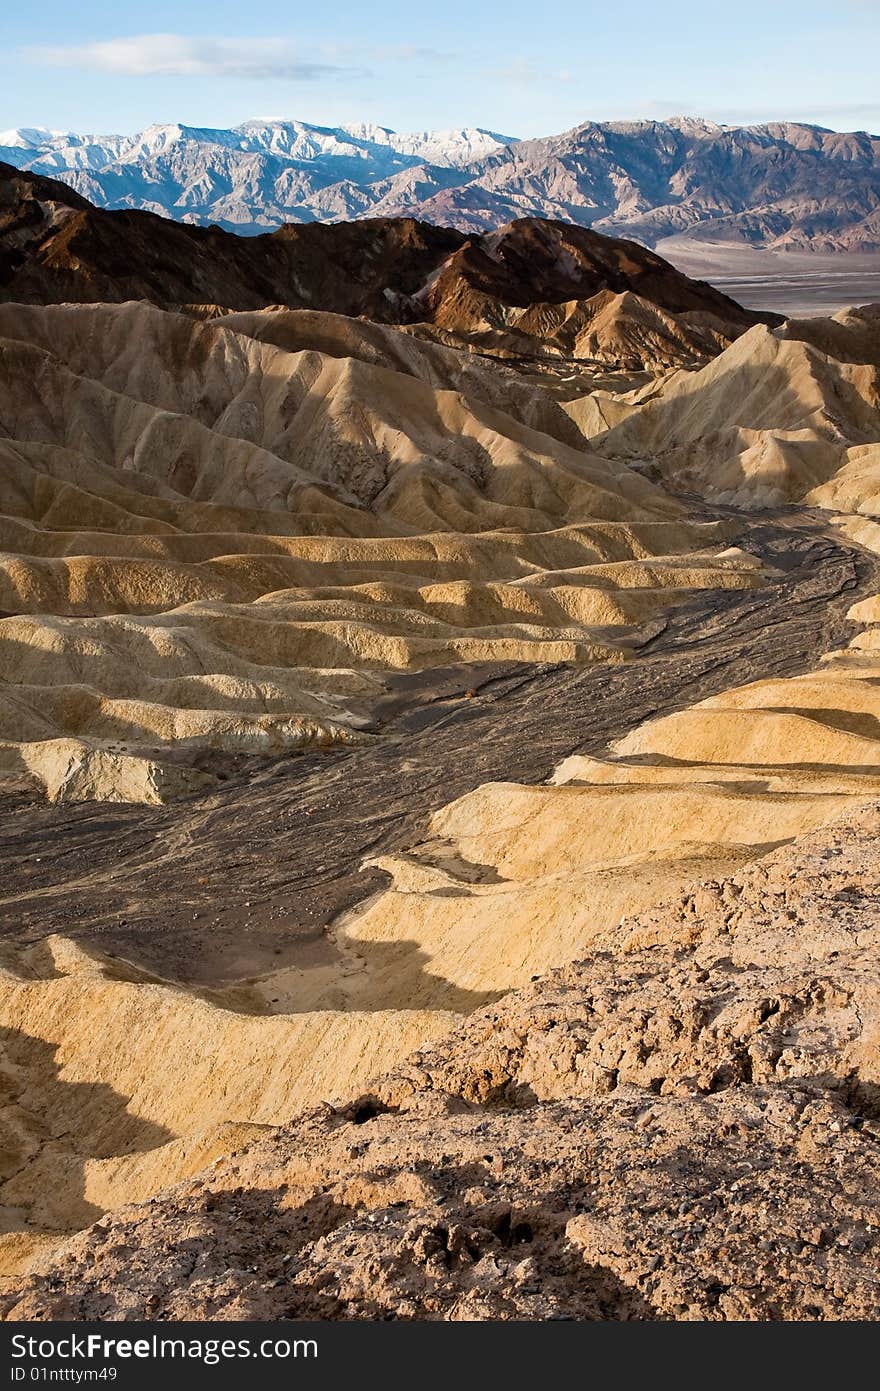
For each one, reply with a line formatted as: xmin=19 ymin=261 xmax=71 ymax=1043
xmin=0 ymin=508 xmax=876 ymax=985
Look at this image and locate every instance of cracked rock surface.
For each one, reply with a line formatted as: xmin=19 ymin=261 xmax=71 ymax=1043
xmin=4 ymin=803 xmax=880 ymax=1321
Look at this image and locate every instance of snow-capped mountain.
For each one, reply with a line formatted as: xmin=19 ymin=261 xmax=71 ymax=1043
xmin=2 ymin=115 xmax=879 ymax=249
xmin=0 ymin=120 xmax=515 ymax=232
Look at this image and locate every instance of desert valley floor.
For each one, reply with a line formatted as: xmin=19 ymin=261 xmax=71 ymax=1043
xmin=1 ymin=162 xmax=880 ymax=1319
xmin=659 ymin=242 xmax=880 ymax=320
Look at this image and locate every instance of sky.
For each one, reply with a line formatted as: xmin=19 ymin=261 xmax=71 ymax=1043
xmin=2 ymin=1 xmax=879 ymax=140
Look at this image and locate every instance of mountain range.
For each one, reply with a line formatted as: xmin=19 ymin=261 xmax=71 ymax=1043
xmin=1 ymin=115 xmax=879 ymax=250
xmin=0 ymin=160 xmax=769 ymax=374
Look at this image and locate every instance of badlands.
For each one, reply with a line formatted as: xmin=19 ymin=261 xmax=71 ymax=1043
xmin=1 ymin=164 xmax=880 ymax=1318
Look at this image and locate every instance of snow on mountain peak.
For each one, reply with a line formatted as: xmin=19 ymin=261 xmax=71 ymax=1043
xmin=663 ymin=115 xmax=726 ymax=137
xmin=5 ymin=114 xmax=872 ymax=251
xmin=0 ymin=127 xmax=70 ymax=149
xmin=0 ymin=117 xmax=518 ymax=229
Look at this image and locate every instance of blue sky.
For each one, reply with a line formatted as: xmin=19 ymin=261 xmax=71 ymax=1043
xmin=2 ymin=1 xmax=879 ymax=138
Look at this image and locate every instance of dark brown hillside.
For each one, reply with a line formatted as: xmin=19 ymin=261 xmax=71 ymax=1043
xmin=0 ymin=162 xmax=774 ymax=335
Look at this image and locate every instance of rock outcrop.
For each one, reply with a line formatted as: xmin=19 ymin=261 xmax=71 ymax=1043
xmin=0 ymin=164 xmax=767 ymax=355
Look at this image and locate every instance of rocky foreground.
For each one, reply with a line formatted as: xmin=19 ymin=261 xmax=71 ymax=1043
xmin=4 ymin=803 xmax=879 ymax=1320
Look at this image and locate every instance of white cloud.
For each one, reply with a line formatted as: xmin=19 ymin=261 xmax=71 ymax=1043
xmin=26 ymin=33 xmax=366 ymax=82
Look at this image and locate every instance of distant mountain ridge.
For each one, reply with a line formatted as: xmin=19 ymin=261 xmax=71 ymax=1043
xmin=0 ymin=120 xmax=514 ymax=233
xmin=2 ymin=115 xmax=879 ymax=250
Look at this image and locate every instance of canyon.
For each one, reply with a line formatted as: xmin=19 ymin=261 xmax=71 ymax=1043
xmin=0 ymin=165 xmax=879 ymax=1319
